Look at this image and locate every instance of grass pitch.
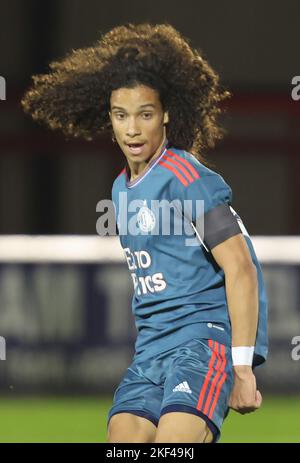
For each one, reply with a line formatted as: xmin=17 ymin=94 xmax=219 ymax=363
xmin=0 ymin=395 xmax=299 ymax=443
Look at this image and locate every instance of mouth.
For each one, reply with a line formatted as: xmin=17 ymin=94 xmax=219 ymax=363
xmin=126 ymin=142 xmax=146 ymax=155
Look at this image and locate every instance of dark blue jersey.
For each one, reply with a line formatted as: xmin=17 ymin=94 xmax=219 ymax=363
xmin=112 ymin=141 xmax=268 ymax=366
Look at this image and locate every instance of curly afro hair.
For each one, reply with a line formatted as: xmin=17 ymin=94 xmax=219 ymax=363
xmin=21 ymin=23 xmax=231 ymax=161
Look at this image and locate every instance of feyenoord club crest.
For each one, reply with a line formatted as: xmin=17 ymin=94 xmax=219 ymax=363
xmin=137 ymin=200 xmax=156 ymax=232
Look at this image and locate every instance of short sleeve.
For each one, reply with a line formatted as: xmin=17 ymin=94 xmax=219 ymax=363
xmin=179 ymin=172 xmax=241 ymax=251
xmin=184 ymin=173 xmax=232 ymax=216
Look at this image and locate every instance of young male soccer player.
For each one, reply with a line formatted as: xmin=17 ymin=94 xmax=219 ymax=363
xmin=22 ymin=23 xmax=268 ymax=443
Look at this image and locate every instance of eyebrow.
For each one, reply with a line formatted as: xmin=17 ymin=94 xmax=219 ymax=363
xmin=111 ymin=104 xmax=156 ymax=110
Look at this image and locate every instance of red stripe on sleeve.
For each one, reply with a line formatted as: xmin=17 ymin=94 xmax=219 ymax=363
xmin=159 ymin=160 xmax=189 ymax=186
xmin=162 ymin=154 xmax=194 ymax=183
xmin=118 ymin=167 xmax=126 ymax=177
xmin=166 ymin=150 xmax=200 ymax=180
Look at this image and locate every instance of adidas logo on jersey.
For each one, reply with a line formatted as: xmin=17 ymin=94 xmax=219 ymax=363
xmin=172 ymin=381 xmax=192 ymax=394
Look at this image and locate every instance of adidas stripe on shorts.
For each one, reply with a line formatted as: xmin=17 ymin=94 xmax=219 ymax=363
xmin=107 ymin=337 xmax=234 ymax=442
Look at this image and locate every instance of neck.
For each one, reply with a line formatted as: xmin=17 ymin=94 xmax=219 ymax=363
xmin=127 ymin=135 xmax=167 ymax=181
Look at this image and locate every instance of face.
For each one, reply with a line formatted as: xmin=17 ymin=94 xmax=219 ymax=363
xmin=109 ymin=85 xmax=169 ymax=167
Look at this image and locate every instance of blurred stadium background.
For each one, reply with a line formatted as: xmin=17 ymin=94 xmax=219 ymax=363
xmin=0 ymin=0 xmax=299 ymax=443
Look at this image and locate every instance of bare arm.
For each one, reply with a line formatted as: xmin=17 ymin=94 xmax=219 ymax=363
xmin=211 ymin=233 xmax=262 ymax=414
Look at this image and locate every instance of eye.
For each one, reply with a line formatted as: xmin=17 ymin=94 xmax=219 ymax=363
xmin=142 ymin=112 xmax=152 ymax=119
xmin=115 ymin=113 xmax=125 ymax=120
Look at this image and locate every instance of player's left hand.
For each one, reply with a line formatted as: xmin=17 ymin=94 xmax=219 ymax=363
xmin=228 ymin=365 xmax=262 ymax=414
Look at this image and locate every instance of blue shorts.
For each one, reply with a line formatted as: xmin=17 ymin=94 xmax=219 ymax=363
xmin=107 ymin=337 xmax=234 ymax=442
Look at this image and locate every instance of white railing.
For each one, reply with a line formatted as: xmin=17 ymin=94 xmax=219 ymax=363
xmin=0 ymin=235 xmax=299 ymax=263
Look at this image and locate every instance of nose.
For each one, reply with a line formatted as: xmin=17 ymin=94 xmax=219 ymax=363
xmin=126 ymin=117 xmax=141 ymax=137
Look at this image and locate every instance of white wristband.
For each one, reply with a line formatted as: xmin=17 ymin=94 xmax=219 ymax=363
xmin=231 ymin=346 xmax=254 ymax=366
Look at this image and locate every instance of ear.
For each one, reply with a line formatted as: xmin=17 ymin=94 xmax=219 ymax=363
xmin=163 ymin=111 xmax=169 ymax=125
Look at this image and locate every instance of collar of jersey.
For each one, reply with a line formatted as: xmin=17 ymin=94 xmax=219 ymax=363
xmin=125 ymin=139 xmax=169 ymax=188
